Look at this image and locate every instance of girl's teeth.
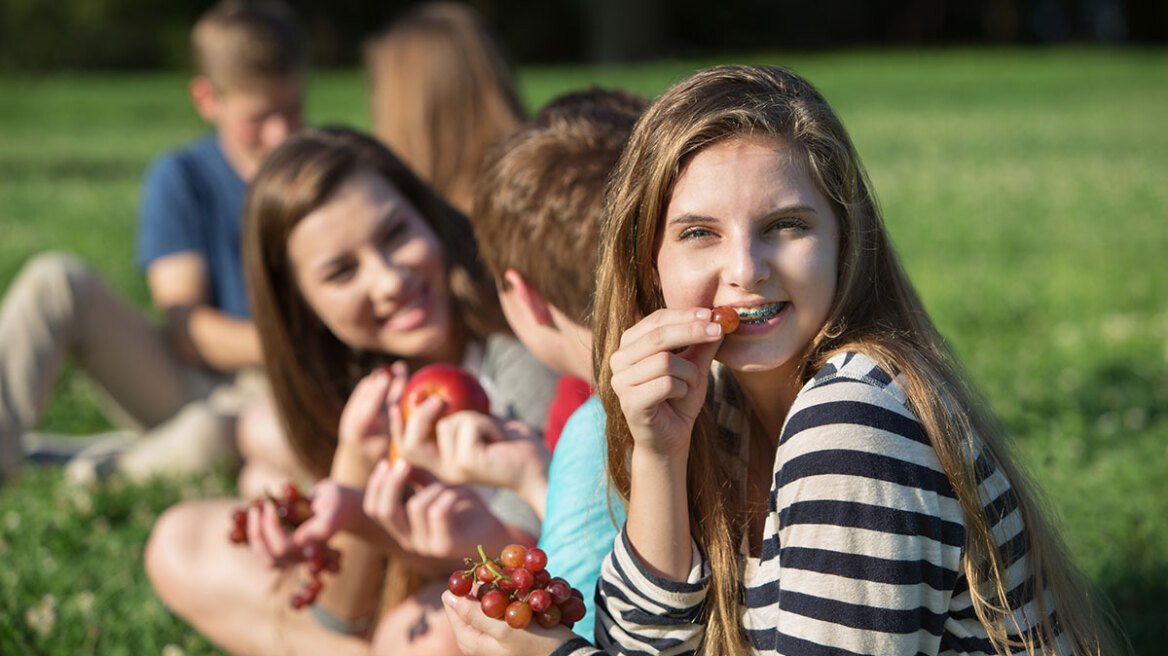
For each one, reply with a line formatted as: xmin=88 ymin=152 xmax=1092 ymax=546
xmin=736 ymin=303 xmax=784 ymax=323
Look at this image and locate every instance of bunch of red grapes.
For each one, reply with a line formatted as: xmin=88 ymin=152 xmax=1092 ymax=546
xmin=228 ymin=483 xmax=341 ymax=609
xmin=447 ymin=544 xmax=586 ymax=630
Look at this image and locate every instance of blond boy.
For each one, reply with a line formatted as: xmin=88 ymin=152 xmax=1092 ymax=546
xmin=0 ymin=0 xmax=306 ymax=484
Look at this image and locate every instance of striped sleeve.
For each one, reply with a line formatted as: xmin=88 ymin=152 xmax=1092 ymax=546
xmin=767 ymin=370 xmax=966 ymax=655
xmin=592 ymin=527 xmax=709 ymax=655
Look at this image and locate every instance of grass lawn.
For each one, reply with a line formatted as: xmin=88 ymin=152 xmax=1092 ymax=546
xmin=1 ymin=48 xmax=1166 ymax=654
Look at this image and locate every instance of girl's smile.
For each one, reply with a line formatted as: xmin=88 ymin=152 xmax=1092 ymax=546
xmin=654 ymin=135 xmax=839 ymax=380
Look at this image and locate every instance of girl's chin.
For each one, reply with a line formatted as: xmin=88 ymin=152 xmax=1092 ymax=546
xmin=376 ymin=326 xmax=448 ymax=362
xmin=715 ymin=344 xmax=801 ymax=377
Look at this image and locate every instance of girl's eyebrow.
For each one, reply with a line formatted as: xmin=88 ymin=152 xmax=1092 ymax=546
xmin=314 ymin=208 xmax=398 ymax=273
xmin=667 ymin=204 xmax=819 ymax=226
xmin=666 ymin=213 xmax=718 ymax=226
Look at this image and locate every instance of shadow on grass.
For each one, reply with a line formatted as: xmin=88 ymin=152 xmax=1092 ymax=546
xmin=1100 ymin=562 xmax=1168 ymax=655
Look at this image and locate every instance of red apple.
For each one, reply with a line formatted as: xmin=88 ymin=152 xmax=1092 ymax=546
xmin=390 ymin=363 xmax=490 ymax=461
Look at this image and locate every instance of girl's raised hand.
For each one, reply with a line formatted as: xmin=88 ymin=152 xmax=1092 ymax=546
xmin=609 ymin=307 xmax=723 ymax=458
xmin=442 ymin=590 xmax=578 ymax=656
xmin=337 ymin=361 xmax=408 ymax=463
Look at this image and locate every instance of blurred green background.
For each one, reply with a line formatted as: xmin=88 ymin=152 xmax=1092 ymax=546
xmin=1 ymin=4 xmax=1166 ymax=653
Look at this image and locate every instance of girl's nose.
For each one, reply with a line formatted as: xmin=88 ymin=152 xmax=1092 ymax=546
xmin=724 ymin=235 xmax=770 ymax=290
xmin=366 ymin=252 xmax=406 ymax=306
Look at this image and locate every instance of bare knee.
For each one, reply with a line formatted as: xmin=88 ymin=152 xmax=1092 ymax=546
xmin=144 ymin=503 xmax=201 ymax=616
xmin=371 ymin=580 xmax=462 ymax=656
xmin=237 ymin=399 xmax=284 ymax=463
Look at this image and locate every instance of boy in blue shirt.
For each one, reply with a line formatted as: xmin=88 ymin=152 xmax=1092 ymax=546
xmin=0 ymin=0 xmax=306 ymax=485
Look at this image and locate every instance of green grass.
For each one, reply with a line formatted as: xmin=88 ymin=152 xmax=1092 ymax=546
xmin=1 ymin=48 xmax=1166 ymax=653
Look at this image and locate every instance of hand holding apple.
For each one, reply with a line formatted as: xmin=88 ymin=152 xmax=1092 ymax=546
xmin=337 ymin=362 xmax=408 ymax=463
xmin=390 ymin=363 xmax=491 ymax=462
xmin=401 ymin=363 xmax=491 ymax=422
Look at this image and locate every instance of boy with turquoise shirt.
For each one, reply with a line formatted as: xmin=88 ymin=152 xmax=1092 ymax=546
xmin=467 ymin=87 xmax=647 ymax=640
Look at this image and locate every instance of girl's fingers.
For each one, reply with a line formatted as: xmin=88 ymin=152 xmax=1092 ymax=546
xmin=247 ymin=501 xmax=290 ymax=566
xmin=611 ymin=348 xmax=703 ymax=394
xmin=684 ymin=335 xmax=723 ymax=380
xmin=611 ymin=314 xmax=723 ymax=374
xmin=424 ymin=487 xmax=462 ymax=555
xmin=364 ymin=458 xmax=407 ymax=535
xmin=403 ymin=481 xmax=446 ymax=550
xmin=398 ymin=396 xmax=445 ymax=458
xmin=339 ymin=368 xmax=392 ymax=443
xmin=618 ymin=306 xmax=712 ymax=347
xmin=385 ymin=361 xmax=409 ymax=406
xmin=244 ymin=504 xmax=269 ymax=562
xmin=443 ymin=589 xmax=512 ymax=641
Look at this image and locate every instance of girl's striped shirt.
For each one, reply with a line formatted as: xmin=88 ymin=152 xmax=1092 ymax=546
xmin=552 ymin=351 xmax=1065 ymax=656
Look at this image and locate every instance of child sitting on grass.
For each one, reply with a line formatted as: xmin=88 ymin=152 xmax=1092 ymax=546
xmin=146 ymin=127 xmax=553 ymax=656
xmin=0 ymin=0 xmax=305 ymax=486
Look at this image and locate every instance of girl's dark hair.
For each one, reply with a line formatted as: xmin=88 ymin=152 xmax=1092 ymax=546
xmin=243 ymin=126 xmax=506 ymax=478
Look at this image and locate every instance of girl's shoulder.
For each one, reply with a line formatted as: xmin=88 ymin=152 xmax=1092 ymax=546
xmin=798 ymin=351 xmax=910 ymax=410
xmin=778 ymin=351 xmax=941 ymax=475
xmin=781 ymin=351 xmax=927 ymax=449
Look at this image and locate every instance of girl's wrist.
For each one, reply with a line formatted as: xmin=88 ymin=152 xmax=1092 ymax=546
xmin=630 ymin=440 xmax=689 ymax=475
xmin=330 ymin=443 xmax=375 ymax=486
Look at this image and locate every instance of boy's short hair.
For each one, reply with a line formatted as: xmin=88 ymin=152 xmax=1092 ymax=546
xmin=192 ymin=0 xmax=307 ymax=91
xmin=473 ymin=87 xmax=647 ymax=325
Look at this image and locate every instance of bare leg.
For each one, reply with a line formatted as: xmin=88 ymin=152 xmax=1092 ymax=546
xmin=236 ymin=397 xmax=313 ymax=499
xmin=145 ymin=499 xmax=370 ymax=656
xmin=370 ymin=578 xmax=463 ymax=656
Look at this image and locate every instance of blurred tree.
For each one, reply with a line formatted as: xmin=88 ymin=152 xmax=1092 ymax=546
xmin=0 ymin=0 xmax=1161 ymax=72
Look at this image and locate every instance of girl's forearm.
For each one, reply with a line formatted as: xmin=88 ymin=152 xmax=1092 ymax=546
xmin=625 ymin=448 xmax=692 ymax=580
xmin=310 ymin=531 xmax=385 ymax=625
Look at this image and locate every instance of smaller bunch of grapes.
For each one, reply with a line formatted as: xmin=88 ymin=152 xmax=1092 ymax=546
xmin=227 ymin=483 xmax=341 ymax=609
xmin=448 ymin=544 xmax=586 ymax=630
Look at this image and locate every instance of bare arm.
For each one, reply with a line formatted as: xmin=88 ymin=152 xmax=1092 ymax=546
xmin=609 ymin=308 xmax=723 ymax=580
xmin=146 ymin=252 xmax=262 ymax=371
xmin=309 ymin=444 xmax=388 ymax=626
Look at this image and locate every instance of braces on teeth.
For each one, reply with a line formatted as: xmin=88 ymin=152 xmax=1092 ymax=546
xmin=736 ymin=303 xmax=783 ymax=323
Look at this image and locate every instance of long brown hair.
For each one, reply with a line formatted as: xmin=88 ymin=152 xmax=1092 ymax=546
xmin=594 ymin=65 xmax=1117 ymax=656
xmin=364 ymin=2 xmax=524 ymax=215
xmin=243 ymin=127 xmax=506 ymax=479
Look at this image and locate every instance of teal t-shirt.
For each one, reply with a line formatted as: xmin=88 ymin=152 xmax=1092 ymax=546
xmin=539 ymin=396 xmax=624 ymax=641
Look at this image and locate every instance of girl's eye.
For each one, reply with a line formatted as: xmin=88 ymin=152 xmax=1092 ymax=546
xmin=379 ymin=221 xmax=408 ymax=246
xmin=679 ymin=226 xmax=714 ymax=240
xmin=325 ymin=262 xmax=357 ymax=283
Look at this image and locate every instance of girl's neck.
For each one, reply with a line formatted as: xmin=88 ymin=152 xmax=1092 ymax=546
xmin=406 ymin=322 xmax=468 ymax=372
xmin=731 ymin=360 xmax=802 ymax=448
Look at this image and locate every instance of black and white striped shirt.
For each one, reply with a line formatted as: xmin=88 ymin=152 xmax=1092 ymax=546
xmin=554 ymin=352 xmax=1065 ymax=656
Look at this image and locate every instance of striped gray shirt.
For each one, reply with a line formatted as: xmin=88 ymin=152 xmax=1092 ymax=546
xmin=553 ymin=352 xmax=1065 ymax=656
